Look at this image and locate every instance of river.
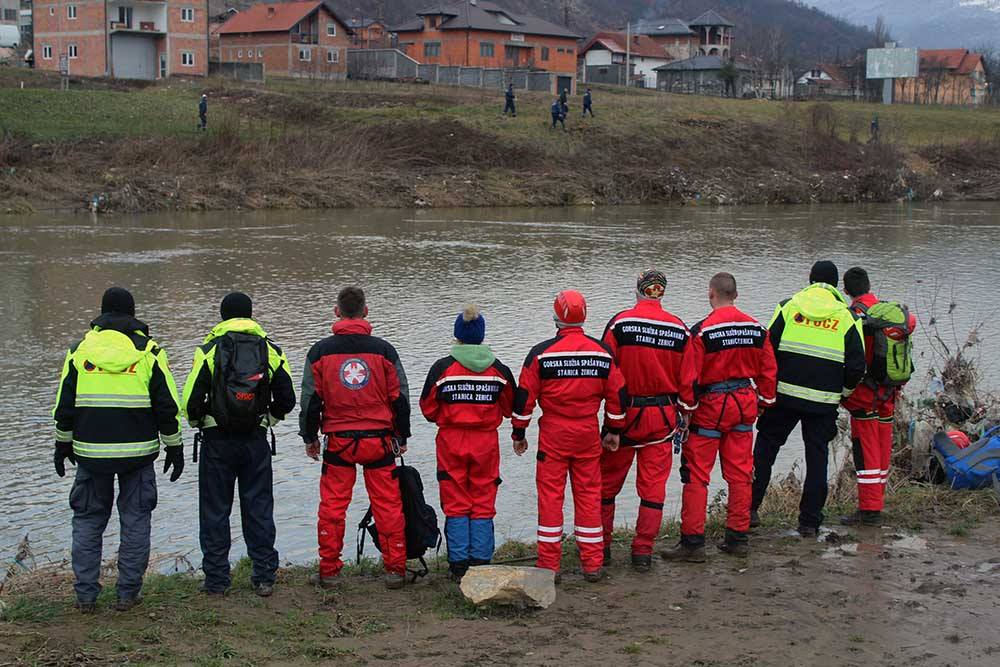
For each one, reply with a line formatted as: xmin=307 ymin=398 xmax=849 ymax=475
xmin=1 ymin=202 xmax=997 ymax=568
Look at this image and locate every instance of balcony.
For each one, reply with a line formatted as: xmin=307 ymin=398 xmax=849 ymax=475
xmin=109 ymin=21 xmax=165 ymax=35
xmin=108 ymin=2 xmax=167 ymax=36
xmin=292 ymin=33 xmax=319 ymax=44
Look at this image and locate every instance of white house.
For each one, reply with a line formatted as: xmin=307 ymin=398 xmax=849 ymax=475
xmin=579 ymin=31 xmax=672 ymax=88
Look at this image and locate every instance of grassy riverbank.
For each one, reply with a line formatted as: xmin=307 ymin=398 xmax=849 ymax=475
xmin=2 ymin=479 xmax=998 ymax=665
xmin=2 ymin=70 xmax=999 ymax=213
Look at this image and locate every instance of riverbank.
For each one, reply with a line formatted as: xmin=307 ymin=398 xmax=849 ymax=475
xmin=2 ymin=71 xmax=999 ymax=214
xmin=2 ymin=481 xmax=998 ymax=666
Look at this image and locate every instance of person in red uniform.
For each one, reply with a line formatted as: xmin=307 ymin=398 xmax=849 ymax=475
xmin=599 ymin=269 xmax=689 ymax=572
xmin=512 ymin=290 xmax=627 ymax=582
xmin=839 ymin=267 xmax=913 ymax=526
xmin=300 ymin=286 xmax=411 ymax=590
xmin=420 ymin=305 xmax=516 ymax=581
xmin=663 ymin=273 xmax=777 ymax=561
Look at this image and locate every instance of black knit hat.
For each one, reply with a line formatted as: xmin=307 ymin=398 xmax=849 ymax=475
xmin=809 ymin=260 xmax=839 ymax=286
xmin=220 ymin=292 xmax=253 ymax=320
xmin=101 ymin=287 xmax=135 ymax=316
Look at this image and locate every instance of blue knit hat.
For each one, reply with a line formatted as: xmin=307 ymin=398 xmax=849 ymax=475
xmin=454 ymin=305 xmax=486 ymax=345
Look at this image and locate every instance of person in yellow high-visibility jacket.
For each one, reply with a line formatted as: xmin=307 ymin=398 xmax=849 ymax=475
xmin=52 ymin=287 xmax=183 ymax=613
xmin=750 ymin=262 xmax=866 ymax=536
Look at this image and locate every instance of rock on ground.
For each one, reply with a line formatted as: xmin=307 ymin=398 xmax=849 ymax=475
xmin=459 ymin=565 xmax=556 ymax=609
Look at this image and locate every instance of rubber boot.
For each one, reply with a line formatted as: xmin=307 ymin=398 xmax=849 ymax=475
xmin=308 ymin=573 xmax=338 ymax=589
xmin=448 ymin=559 xmax=470 ymax=583
xmin=797 ymin=525 xmax=818 ymax=538
xmin=839 ymin=510 xmax=882 ymax=527
xmin=583 ymin=568 xmax=604 ymax=583
xmin=659 ymin=536 xmax=707 ymax=563
xmin=749 ymin=510 xmax=761 ymax=529
xmin=631 ymin=554 xmax=652 ymax=572
xmin=717 ymin=528 xmax=750 ymax=557
xmin=603 ymin=544 xmax=612 ymax=563
xmin=384 ymin=573 xmax=406 ymax=590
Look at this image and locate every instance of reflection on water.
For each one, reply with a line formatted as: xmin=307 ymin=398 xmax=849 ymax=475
xmin=1 ymin=202 xmax=997 ymax=565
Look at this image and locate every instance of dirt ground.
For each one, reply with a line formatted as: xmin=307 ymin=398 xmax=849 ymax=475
xmin=2 ymin=516 xmax=998 ymax=666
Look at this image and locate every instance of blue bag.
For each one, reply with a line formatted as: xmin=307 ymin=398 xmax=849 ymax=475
xmin=932 ymin=426 xmax=1000 ymax=490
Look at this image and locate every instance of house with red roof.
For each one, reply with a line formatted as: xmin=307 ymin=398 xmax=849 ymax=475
xmin=796 ymin=63 xmax=854 ymax=99
xmin=216 ymin=1 xmax=352 ymax=79
xmin=579 ymin=32 xmax=672 ymax=88
xmin=894 ymin=49 xmax=989 ymax=106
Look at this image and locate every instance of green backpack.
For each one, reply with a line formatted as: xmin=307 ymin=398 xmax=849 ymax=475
xmin=858 ymin=301 xmax=915 ymax=387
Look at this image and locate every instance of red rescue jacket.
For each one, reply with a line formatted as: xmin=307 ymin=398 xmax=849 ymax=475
xmin=298 ymin=319 xmax=411 ymax=442
xmin=420 ymin=354 xmax=516 ymax=430
xmin=602 ymin=299 xmax=688 ymax=445
xmin=512 ymin=327 xmax=627 ymax=442
xmin=679 ymin=305 xmax=778 ymax=431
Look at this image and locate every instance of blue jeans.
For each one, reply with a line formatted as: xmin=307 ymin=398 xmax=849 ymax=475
xmin=70 ymin=463 xmax=157 ymax=603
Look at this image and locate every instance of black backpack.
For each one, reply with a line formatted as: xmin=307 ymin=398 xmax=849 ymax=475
xmin=358 ymin=461 xmax=441 ymax=580
xmin=209 ymin=332 xmax=271 ymax=434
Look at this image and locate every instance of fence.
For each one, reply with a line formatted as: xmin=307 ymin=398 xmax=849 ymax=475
xmin=347 ymin=48 xmax=571 ymax=94
xmin=209 ymin=61 xmax=264 ymax=83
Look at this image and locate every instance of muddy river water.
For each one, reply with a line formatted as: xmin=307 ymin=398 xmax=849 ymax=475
xmin=1 ymin=202 xmax=998 ymax=567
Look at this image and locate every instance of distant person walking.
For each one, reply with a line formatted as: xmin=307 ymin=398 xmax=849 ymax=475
xmin=869 ymin=113 xmax=880 ymax=144
xmin=582 ymin=88 xmax=594 ymax=117
xmin=503 ymin=84 xmax=517 ymax=117
xmin=551 ymin=99 xmax=566 ymax=131
xmin=199 ymin=94 xmax=208 ymax=131
xmin=53 ymin=287 xmax=184 ymax=613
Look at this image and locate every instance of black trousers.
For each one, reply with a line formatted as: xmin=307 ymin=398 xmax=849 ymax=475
xmin=751 ymin=403 xmax=839 ymax=529
xmin=199 ymin=428 xmax=277 ymax=591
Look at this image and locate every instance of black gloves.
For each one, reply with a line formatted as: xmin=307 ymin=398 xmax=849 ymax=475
xmin=54 ymin=441 xmax=76 ymax=477
xmin=163 ymin=446 xmax=184 ymax=482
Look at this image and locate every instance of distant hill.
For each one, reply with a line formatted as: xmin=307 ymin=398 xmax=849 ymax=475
xmin=210 ymin=0 xmax=883 ymax=66
xmin=805 ymin=1 xmax=1000 ymax=50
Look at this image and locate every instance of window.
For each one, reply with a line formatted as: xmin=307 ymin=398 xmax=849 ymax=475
xmin=42 ymin=44 xmax=52 ymax=59
xmin=67 ymin=4 xmax=77 ymax=19
xmin=510 ymin=33 xmax=524 ymax=42
xmin=504 ymin=45 xmax=518 ymax=59
xmin=327 ymin=48 xmax=339 ymax=63
xmin=299 ymin=47 xmax=311 ymax=61
xmin=557 ymin=47 xmax=565 ymax=53
xmin=567 ymin=48 xmax=573 ymax=56
xmin=3 ymin=8 xmax=16 ymax=20
xmin=246 ymin=49 xmax=252 ymax=59
xmin=237 ymin=49 xmax=242 ymax=58
xmin=68 ymin=43 xmax=78 ymax=58
xmin=49 ymin=7 xmax=54 ymax=16
xmin=540 ymin=46 xmax=549 ymax=61
xmin=326 ymin=22 xmax=336 ymax=37
xmin=257 ymin=48 xmax=263 ymax=58
xmin=181 ymin=51 xmax=194 ymax=67
xmin=480 ymin=41 xmax=494 ymax=57
xmin=181 ymin=7 xmax=194 ymax=22
xmin=423 ymin=41 xmax=440 ymax=57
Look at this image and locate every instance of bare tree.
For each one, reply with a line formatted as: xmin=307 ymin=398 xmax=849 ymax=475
xmin=872 ymin=16 xmax=892 ymax=47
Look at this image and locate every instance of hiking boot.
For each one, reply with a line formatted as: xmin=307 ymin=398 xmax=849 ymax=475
xmin=384 ymin=573 xmax=406 ymax=590
xmin=631 ymin=554 xmax=652 ymax=573
xmin=749 ymin=510 xmax=761 ymax=529
xmin=448 ymin=560 xmax=469 ymax=583
xmin=717 ymin=529 xmax=750 ymax=557
xmin=198 ymin=582 xmax=227 ymax=597
xmin=797 ymin=525 xmax=819 ymax=538
xmin=659 ymin=541 xmax=707 ymax=563
xmin=308 ymin=573 xmax=339 ymax=590
xmin=75 ymin=599 xmax=97 ymax=614
xmin=839 ymin=510 xmax=882 ymax=527
xmin=603 ymin=544 xmax=612 ymax=563
xmin=582 ymin=569 xmax=604 ymax=583
xmin=114 ymin=595 xmax=142 ymax=612
xmin=253 ymin=582 xmax=274 ymax=598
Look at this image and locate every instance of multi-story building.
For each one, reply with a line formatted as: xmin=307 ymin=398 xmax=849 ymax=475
xmin=392 ymin=0 xmax=580 ymax=90
xmin=216 ymin=1 xmax=352 ymax=79
xmin=630 ymin=10 xmax=734 ymax=61
xmin=32 ymin=0 xmax=207 ymax=79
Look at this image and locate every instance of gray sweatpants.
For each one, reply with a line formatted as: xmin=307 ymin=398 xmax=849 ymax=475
xmin=70 ymin=462 xmax=157 ymax=602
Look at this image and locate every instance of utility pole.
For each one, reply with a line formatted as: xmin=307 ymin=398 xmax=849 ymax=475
xmin=625 ymin=20 xmax=631 ymax=87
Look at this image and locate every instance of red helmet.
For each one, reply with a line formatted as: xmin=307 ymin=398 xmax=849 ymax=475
xmin=553 ymin=290 xmax=587 ymax=325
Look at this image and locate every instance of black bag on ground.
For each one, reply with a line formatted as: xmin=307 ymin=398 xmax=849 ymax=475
xmin=358 ymin=460 xmax=442 ymax=580
xmin=210 ymin=332 xmax=270 ymax=434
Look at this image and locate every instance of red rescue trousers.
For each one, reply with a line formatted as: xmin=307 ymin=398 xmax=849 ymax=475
xmin=436 ymin=428 xmax=501 ymax=519
xmin=844 ymin=386 xmax=895 ymax=512
xmin=600 ymin=444 xmax=671 ymax=556
xmin=536 ymin=433 xmax=604 ymax=574
xmin=680 ymin=427 xmax=754 ymax=536
xmin=318 ymin=435 xmax=406 ymax=577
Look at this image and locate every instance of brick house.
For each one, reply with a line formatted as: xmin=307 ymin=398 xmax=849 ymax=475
xmin=216 ymin=1 xmax=352 ymax=79
xmin=33 ymin=0 xmax=207 ymax=79
xmin=894 ymin=49 xmax=990 ymax=106
xmin=392 ymin=0 xmax=579 ymax=89
xmin=345 ymin=16 xmax=387 ymax=48
xmin=579 ymin=32 xmax=672 ymax=88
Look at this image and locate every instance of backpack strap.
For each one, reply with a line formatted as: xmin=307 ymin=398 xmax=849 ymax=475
xmin=357 ymin=506 xmax=374 ymax=565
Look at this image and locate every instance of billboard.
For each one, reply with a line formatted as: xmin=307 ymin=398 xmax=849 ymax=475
xmin=867 ymin=47 xmax=919 ymax=79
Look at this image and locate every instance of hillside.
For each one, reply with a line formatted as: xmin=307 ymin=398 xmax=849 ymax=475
xmin=805 ymin=1 xmax=1000 ymax=50
xmin=210 ymin=0 xmax=881 ymax=65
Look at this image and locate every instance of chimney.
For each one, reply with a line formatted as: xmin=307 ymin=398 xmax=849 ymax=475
xmin=267 ymin=6 xmax=276 ymax=18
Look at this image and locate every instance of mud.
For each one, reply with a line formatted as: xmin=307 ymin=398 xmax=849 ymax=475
xmin=2 ymin=520 xmax=998 ymax=666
